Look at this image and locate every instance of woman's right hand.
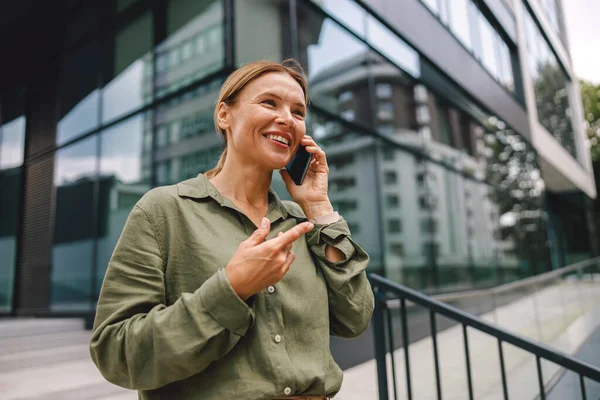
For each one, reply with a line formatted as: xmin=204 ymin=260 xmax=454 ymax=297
xmin=225 ymin=217 xmax=314 ymax=300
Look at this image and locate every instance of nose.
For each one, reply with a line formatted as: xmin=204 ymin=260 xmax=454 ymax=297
xmin=275 ymin=108 xmax=295 ymax=128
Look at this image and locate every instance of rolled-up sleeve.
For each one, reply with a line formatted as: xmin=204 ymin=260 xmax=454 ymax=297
xmin=90 ymin=205 xmax=253 ymax=391
xmin=307 ymin=217 xmax=374 ymax=338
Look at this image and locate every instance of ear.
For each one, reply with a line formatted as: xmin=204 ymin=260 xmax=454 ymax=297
xmin=216 ymin=102 xmax=231 ymax=131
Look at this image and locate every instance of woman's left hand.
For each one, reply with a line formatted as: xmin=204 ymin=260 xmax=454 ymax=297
xmin=280 ymin=135 xmax=334 ymax=220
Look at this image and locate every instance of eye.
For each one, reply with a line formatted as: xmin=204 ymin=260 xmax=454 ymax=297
xmin=261 ymin=99 xmax=276 ymax=106
xmin=293 ymin=110 xmax=306 ymax=118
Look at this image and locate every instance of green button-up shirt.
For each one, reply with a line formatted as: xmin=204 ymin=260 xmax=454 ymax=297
xmin=90 ymin=174 xmax=374 ymax=399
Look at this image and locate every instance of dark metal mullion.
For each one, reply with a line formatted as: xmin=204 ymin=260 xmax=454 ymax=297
xmin=579 ymin=375 xmax=587 ymax=400
xmin=89 ymin=62 xmax=103 ymax=308
xmin=386 ymin=305 xmax=399 ymax=400
xmin=289 ymin=0 xmax=299 ymax=60
xmin=462 ymin=324 xmax=474 ymax=400
xmin=430 ymin=310 xmax=443 ymax=400
xmin=0 ymin=104 xmax=3 ymax=166
xmin=224 ymin=0 xmax=235 ymax=67
xmin=373 ymin=290 xmax=390 ymax=400
xmin=150 ymin=0 xmax=166 ymax=188
xmin=536 ymin=356 xmax=545 ymax=400
xmin=400 ymin=298 xmax=413 ymax=400
xmin=498 ymin=339 xmax=509 ymax=400
xmin=89 ymin=18 xmax=107 ymax=308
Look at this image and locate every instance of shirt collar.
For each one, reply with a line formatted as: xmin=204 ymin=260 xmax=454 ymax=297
xmin=177 ymin=173 xmax=294 ymax=220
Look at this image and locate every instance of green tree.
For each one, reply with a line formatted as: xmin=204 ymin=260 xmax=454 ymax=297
xmin=581 ymin=80 xmax=600 ymax=161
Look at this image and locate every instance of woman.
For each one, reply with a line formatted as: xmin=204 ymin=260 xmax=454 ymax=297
xmin=90 ymin=59 xmax=374 ymax=400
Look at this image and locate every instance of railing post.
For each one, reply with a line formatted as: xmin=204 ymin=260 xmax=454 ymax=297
xmin=373 ymin=288 xmax=390 ymax=400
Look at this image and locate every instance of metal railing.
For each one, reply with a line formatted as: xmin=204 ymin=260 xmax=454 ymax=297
xmin=370 ymin=258 xmax=600 ymax=400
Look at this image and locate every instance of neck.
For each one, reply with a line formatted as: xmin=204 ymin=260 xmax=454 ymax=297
xmin=208 ymin=155 xmax=272 ymax=208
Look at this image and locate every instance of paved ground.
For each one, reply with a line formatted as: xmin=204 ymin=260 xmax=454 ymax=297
xmin=336 ymin=280 xmax=600 ymax=400
xmin=0 ymin=319 xmax=135 ymax=400
xmin=1 ymin=280 xmax=599 ymax=399
xmin=547 ymin=325 xmax=600 ymax=400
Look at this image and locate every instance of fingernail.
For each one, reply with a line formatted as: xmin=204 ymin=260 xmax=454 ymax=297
xmin=307 ymin=222 xmax=314 ymax=230
xmin=261 ymin=218 xmax=268 ymax=227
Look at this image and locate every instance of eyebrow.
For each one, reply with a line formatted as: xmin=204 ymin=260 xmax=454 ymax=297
xmin=260 ymin=92 xmax=306 ymax=109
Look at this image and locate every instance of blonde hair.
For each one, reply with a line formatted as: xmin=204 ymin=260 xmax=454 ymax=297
xmin=205 ymin=59 xmax=309 ymax=178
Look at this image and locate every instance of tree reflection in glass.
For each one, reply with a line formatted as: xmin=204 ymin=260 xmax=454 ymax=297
xmin=483 ymin=121 xmax=551 ymax=282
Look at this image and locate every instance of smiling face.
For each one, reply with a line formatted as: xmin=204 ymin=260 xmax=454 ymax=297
xmin=217 ymin=72 xmax=307 ymax=171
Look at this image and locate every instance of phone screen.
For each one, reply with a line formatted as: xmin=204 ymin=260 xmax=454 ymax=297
xmin=285 ymin=145 xmax=313 ymax=185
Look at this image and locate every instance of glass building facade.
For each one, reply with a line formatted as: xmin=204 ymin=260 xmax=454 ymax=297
xmin=0 ymin=0 xmax=594 ymax=315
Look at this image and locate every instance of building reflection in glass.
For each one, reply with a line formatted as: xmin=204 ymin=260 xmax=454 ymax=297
xmin=299 ymin=6 xmax=550 ymax=290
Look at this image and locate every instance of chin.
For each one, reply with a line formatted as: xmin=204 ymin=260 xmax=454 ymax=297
xmin=260 ymin=155 xmax=291 ymax=171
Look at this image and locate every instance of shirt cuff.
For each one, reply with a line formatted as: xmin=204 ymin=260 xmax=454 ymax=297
xmin=307 ymin=217 xmax=356 ymax=263
xmin=199 ymin=268 xmax=255 ymax=336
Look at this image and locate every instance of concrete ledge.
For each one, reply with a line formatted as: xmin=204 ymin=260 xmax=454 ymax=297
xmin=0 ymin=318 xmax=85 ymax=339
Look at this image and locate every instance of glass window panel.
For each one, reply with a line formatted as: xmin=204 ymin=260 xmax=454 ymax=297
xmin=524 ymin=10 xmax=576 ymax=158
xmin=478 ymin=15 xmax=500 ymax=81
xmin=152 ymin=79 xmax=223 ymax=186
xmin=468 ymin=1 xmax=483 ymax=59
xmin=366 ymin=15 xmax=421 ymax=78
xmin=0 ymin=164 xmax=21 ymax=312
xmin=386 ymin=194 xmax=400 ymax=208
xmin=435 ymin=101 xmax=453 ymax=146
xmin=448 ymin=0 xmax=472 ymax=50
xmin=0 ymin=116 xmax=26 ymax=169
xmin=95 ymin=114 xmax=151 ymax=298
xmin=0 ymin=94 xmax=26 ymax=311
xmin=439 ymin=0 xmax=451 ymax=24
xmin=482 ymin=127 xmax=551 ymax=279
xmin=51 ymin=135 xmax=99 ymax=311
xmin=156 ymin=0 xmax=224 ymax=98
xmin=301 ymin=13 xmax=366 ymax=79
xmin=235 ymin=0 xmax=291 ymax=65
xmin=339 ymin=90 xmax=353 ymax=103
xmin=314 ymin=0 xmax=367 ymax=37
xmin=384 ymin=171 xmax=397 ymax=184
xmin=102 ymin=11 xmax=153 ymax=123
xmin=340 ymin=109 xmax=355 ymax=121
xmin=298 ymin=3 xmax=371 ymax=126
xmin=378 ymin=149 xmax=434 ymax=288
xmin=387 ymin=219 xmax=402 ymax=233
xmin=498 ymin=41 xmax=514 ymax=91
xmin=376 ymin=83 xmax=393 ymax=99
xmin=58 ymin=38 xmax=102 ymax=145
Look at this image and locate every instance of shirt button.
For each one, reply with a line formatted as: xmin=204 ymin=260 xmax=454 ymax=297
xmin=274 ymin=334 xmax=282 ymax=343
xmin=283 ymin=387 xmax=292 ymax=395
xmin=267 ymin=286 xmax=275 ymax=293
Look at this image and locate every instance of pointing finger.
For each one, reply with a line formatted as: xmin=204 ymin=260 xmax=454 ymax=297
xmin=269 ymin=222 xmax=314 ymax=249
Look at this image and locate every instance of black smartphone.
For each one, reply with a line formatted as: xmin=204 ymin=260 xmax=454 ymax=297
xmin=285 ymin=145 xmax=313 ymax=185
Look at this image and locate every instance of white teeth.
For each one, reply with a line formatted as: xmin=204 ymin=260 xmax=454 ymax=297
xmin=266 ymin=134 xmax=290 ymax=145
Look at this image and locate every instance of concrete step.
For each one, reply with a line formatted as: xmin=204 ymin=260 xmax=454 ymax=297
xmin=0 ymin=359 xmax=135 ymax=400
xmin=0 ymin=330 xmax=91 ymax=356
xmin=0 ymin=324 xmax=136 ymax=400
xmin=0 ymin=318 xmax=85 ymax=339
